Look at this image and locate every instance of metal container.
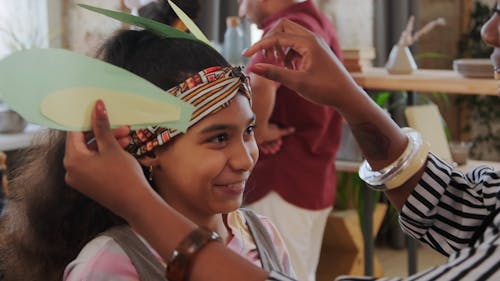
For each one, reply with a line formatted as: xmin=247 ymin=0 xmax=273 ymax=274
xmin=0 ymin=103 xmax=27 ymax=133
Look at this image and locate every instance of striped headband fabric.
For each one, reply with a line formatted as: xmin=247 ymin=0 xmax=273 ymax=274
xmin=126 ymin=66 xmax=252 ymax=157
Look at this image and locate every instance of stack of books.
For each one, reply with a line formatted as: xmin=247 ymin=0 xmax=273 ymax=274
xmin=341 ymin=48 xmax=376 ymax=73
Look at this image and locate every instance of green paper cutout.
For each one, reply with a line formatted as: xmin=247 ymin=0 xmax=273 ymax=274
xmin=166 ymin=0 xmax=211 ymax=46
xmin=41 ymin=87 xmax=182 ymax=130
xmin=78 ymin=4 xmax=212 ymax=47
xmin=0 ymin=48 xmax=194 ymax=131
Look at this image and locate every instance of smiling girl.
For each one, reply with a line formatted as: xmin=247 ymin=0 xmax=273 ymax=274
xmin=0 ymin=30 xmax=294 ymax=281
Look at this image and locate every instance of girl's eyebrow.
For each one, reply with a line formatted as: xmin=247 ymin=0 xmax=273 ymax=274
xmin=199 ymin=115 xmax=256 ymax=134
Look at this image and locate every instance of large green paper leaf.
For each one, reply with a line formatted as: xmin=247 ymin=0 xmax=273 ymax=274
xmin=0 ymin=48 xmax=193 ymax=131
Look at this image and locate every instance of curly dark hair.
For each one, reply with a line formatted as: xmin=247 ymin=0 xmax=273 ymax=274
xmin=0 ymin=30 xmax=228 ymax=280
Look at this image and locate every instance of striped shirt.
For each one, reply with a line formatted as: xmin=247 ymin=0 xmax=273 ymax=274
xmin=64 ymin=209 xmax=295 ymax=280
xmin=270 ymin=153 xmax=500 ymax=281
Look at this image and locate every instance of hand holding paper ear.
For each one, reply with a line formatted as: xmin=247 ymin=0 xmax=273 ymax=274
xmin=64 ymin=100 xmax=151 ymax=220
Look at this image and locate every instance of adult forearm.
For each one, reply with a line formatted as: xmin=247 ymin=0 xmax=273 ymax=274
xmin=336 ymin=86 xmax=423 ymax=210
xmin=337 ymin=86 xmax=407 ymax=170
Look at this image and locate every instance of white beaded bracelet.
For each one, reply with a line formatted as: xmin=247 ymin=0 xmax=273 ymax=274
xmin=358 ymin=128 xmax=429 ymax=190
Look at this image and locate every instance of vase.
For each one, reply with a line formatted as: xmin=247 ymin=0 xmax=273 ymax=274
xmin=385 ymin=45 xmax=417 ymax=74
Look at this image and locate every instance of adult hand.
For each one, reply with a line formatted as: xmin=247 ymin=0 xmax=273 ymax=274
xmin=255 ymin=123 xmax=294 ymax=154
xmin=64 ymin=100 xmax=152 ymax=220
xmin=84 ymin=126 xmax=130 ymax=151
xmin=259 ymin=139 xmax=282 ymax=155
xmin=243 ymin=19 xmax=361 ymax=109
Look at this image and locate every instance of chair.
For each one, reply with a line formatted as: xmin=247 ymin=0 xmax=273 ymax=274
xmin=404 ymin=104 xmax=453 ymax=163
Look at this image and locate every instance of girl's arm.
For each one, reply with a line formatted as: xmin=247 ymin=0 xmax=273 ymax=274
xmin=63 ymin=100 xmax=291 ymax=281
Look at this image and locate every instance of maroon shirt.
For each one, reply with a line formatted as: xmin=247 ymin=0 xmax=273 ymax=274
xmin=245 ymin=0 xmax=343 ymax=210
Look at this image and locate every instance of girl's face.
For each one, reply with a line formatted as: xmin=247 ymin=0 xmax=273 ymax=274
xmin=146 ymin=94 xmax=258 ymax=217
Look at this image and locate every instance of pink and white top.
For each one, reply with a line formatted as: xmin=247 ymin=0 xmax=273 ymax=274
xmin=64 ymin=209 xmax=295 ymax=280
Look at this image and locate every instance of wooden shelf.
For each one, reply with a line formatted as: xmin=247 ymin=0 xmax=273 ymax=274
xmin=351 ymin=67 xmax=498 ymax=96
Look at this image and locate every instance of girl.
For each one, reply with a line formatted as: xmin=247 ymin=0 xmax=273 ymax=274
xmin=0 ymin=30 xmax=294 ymax=280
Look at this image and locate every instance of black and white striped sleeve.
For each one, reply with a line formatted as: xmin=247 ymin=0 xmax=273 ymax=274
xmin=398 ymin=153 xmax=500 ymax=256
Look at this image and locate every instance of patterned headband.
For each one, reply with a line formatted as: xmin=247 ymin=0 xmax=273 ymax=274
xmin=126 ymin=66 xmax=252 ymax=157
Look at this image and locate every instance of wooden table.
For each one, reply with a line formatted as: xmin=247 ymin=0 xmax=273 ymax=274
xmin=351 ymin=68 xmax=498 ymax=96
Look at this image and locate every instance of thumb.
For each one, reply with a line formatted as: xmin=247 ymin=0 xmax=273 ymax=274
xmin=92 ymin=99 xmax=118 ymax=151
xmin=248 ymin=63 xmax=303 ymax=91
xmin=278 ymin=126 xmax=295 ymax=137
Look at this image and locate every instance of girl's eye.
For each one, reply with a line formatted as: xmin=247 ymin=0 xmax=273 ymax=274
xmin=209 ymin=134 xmax=228 ymax=143
xmin=245 ymin=124 xmax=256 ymax=135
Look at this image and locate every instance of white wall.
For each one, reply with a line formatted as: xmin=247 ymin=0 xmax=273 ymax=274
xmin=0 ymin=0 xmax=49 ymax=59
xmin=315 ymin=0 xmax=374 ymax=49
xmin=64 ymin=0 xmax=122 ymax=55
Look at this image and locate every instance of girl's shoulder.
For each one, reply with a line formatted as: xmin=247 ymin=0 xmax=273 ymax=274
xmin=63 ymin=234 xmax=139 ymax=281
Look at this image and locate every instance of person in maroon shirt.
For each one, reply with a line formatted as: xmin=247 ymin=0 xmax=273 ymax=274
xmin=238 ymin=1 xmax=343 ymax=280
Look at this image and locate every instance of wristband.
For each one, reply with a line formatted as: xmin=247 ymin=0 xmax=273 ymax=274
xmin=166 ymin=227 xmax=222 ymax=281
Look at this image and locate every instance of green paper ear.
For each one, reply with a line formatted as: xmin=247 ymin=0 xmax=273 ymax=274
xmin=0 ymin=48 xmax=194 ymax=132
xmin=166 ymin=0 xmax=211 ymax=46
xmin=78 ymin=3 xmax=213 ymax=48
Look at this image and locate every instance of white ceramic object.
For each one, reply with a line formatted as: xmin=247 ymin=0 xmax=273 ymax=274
xmin=385 ymin=45 xmax=418 ymax=74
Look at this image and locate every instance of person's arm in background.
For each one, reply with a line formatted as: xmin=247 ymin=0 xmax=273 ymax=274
xmin=244 ymin=19 xmax=500 ymax=256
xmin=249 ymin=72 xmax=294 ymax=155
xmin=64 ymin=100 xmax=294 ymax=281
xmin=244 ymin=20 xmax=414 ymax=210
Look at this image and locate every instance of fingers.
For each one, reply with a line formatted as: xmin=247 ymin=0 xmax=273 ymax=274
xmin=247 ymin=63 xmax=304 ymax=90
xmin=243 ymin=20 xmax=315 ymax=58
xmin=91 ymin=100 xmax=118 ymax=151
xmin=244 ymin=33 xmax=308 ymax=59
xmin=114 ymin=126 xmax=131 ymax=148
xmin=117 ymin=136 xmax=131 ymax=148
xmin=113 ymin=126 xmax=131 ymax=139
xmin=259 ymin=139 xmax=282 ymax=155
xmin=65 ymin=131 xmax=88 ymax=160
xmin=64 ymin=131 xmax=89 ymax=187
xmin=277 ymin=127 xmax=295 ymax=138
xmin=84 ymin=125 xmax=131 ymax=151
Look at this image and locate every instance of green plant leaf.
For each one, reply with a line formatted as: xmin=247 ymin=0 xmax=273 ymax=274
xmin=371 ymin=91 xmax=391 ymax=108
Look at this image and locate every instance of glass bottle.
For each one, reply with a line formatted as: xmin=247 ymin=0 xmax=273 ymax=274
xmin=223 ymin=16 xmax=243 ymax=66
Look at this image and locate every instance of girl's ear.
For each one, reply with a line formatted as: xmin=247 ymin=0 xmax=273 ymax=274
xmin=137 ymin=153 xmax=160 ymax=167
